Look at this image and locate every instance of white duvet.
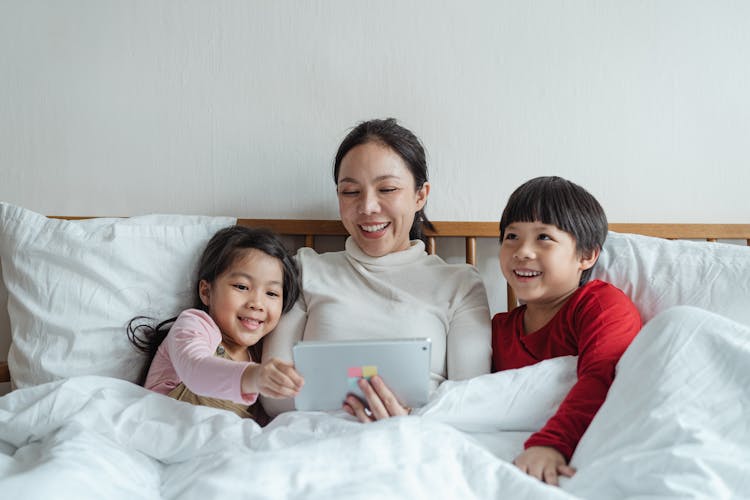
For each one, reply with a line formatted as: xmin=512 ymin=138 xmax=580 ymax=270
xmin=1 ymin=306 xmax=749 ymax=499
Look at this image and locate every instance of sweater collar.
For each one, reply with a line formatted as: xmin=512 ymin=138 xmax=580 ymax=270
xmin=344 ymin=236 xmax=426 ymax=267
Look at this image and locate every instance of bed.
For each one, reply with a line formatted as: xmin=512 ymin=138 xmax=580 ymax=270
xmin=1 ymin=202 xmax=749 ymax=499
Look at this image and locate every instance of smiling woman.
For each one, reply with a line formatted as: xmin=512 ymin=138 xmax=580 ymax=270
xmin=334 ymin=120 xmax=432 ymax=258
xmin=336 ymin=142 xmax=430 ymax=257
xmin=262 ymin=118 xmax=493 ymax=421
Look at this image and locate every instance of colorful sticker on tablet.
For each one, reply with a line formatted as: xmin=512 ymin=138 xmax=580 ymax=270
xmin=347 ymin=365 xmax=378 ymax=389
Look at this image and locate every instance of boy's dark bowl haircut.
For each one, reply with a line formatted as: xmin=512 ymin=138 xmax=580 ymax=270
xmin=499 ymin=176 xmax=608 ymax=284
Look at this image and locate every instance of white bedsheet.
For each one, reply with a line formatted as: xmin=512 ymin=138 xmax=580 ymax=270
xmin=1 ymin=306 xmax=749 ymax=499
xmin=566 ymin=305 xmax=750 ymax=497
xmin=0 ymin=365 xmax=574 ymax=499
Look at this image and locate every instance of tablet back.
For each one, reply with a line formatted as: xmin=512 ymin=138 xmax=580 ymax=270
xmin=292 ymin=338 xmax=432 ymax=411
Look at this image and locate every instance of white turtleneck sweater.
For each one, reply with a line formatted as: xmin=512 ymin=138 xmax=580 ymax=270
xmin=262 ymin=237 xmax=492 ymax=416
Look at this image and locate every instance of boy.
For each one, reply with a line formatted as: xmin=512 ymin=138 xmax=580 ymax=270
xmin=493 ymin=176 xmax=641 ymax=486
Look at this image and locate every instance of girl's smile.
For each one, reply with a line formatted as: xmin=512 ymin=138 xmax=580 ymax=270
xmin=239 ymin=316 xmax=265 ymax=331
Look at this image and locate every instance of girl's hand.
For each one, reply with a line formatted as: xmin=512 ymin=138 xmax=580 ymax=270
xmin=342 ymin=375 xmax=411 ymax=422
xmin=512 ymin=446 xmax=576 ymax=486
xmin=242 ymin=358 xmax=304 ymax=399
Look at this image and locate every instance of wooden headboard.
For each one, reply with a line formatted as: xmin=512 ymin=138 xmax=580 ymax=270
xmin=2 ymin=220 xmax=750 ymax=386
xmin=234 ymin=220 xmax=750 ymax=311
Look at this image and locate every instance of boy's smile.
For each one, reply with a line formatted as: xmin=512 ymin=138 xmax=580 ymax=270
xmin=512 ymin=268 xmax=542 ymax=280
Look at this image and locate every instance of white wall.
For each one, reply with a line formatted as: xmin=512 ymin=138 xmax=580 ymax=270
xmin=1 ymin=2 xmax=749 ymax=381
xmin=2 ymin=1 xmax=749 ymax=221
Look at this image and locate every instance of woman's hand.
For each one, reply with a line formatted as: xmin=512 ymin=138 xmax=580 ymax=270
xmin=512 ymin=446 xmax=576 ymax=486
xmin=342 ymin=375 xmax=411 ymax=422
xmin=242 ymin=358 xmax=304 ymax=399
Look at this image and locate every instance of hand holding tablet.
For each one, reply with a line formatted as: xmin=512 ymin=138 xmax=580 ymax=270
xmin=292 ymin=338 xmax=432 ymax=412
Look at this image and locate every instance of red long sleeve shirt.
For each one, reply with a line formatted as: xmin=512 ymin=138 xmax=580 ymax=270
xmin=491 ymin=279 xmax=641 ymax=461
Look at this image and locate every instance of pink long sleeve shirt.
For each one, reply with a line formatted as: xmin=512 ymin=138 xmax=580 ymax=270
xmin=144 ymin=309 xmax=258 ymax=405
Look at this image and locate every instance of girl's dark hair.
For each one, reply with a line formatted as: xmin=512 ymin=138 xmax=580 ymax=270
xmin=127 ymin=225 xmax=301 ymax=385
xmin=499 ymin=176 xmax=608 ymax=284
xmin=333 ymin=118 xmax=435 ymax=245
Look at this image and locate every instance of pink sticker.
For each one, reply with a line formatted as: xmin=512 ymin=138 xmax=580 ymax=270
xmin=348 ymin=367 xmax=362 ymax=377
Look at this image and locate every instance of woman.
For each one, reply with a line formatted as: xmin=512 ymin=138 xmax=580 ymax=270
xmin=262 ymin=118 xmax=492 ymax=421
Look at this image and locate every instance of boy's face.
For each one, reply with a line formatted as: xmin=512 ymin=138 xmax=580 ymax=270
xmin=499 ymin=221 xmax=598 ymax=309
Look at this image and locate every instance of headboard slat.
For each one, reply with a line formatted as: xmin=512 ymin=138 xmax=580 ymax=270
xmin=507 ymin=288 xmax=519 ymax=313
xmin=427 ymin=237 xmax=436 ymax=255
xmin=465 ymin=237 xmax=477 ymax=266
xmin=0 ymin=363 xmax=9 ymax=385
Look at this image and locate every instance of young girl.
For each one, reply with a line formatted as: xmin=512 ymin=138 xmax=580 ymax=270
xmin=128 ymin=225 xmax=304 ymax=424
xmin=493 ymin=176 xmax=641 ymax=486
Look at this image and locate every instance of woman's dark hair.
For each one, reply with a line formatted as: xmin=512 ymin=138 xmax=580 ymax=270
xmin=333 ymin=118 xmax=435 ymax=245
xmin=127 ymin=225 xmax=301 ymax=385
xmin=499 ymin=176 xmax=608 ymax=284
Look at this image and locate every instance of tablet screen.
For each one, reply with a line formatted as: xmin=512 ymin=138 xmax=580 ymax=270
xmin=292 ymin=338 xmax=432 ymax=411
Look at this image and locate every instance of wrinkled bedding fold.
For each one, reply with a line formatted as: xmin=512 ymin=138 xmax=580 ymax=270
xmin=2 ymin=306 xmax=748 ymax=499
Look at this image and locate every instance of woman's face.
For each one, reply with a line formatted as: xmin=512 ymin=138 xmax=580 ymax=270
xmin=336 ymin=142 xmax=429 ymax=257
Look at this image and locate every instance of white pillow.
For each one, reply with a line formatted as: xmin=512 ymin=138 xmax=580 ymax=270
xmin=591 ymin=231 xmax=750 ymax=327
xmin=0 ymin=203 xmax=235 ymax=389
xmin=418 ymin=355 xmax=577 ymax=432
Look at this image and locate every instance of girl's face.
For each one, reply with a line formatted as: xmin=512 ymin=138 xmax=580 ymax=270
xmin=336 ymin=142 xmax=429 ymax=257
xmin=199 ymin=248 xmax=284 ymax=358
xmin=499 ymin=221 xmax=598 ymax=310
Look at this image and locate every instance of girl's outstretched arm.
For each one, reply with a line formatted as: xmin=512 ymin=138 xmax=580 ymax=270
xmin=242 ymin=358 xmax=304 ymax=399
xmin=260 ymin=300 xmax=307 ymax=416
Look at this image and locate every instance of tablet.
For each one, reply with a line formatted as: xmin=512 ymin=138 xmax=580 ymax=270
xmin=292 ymin=338 xmax=432 ymax=412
